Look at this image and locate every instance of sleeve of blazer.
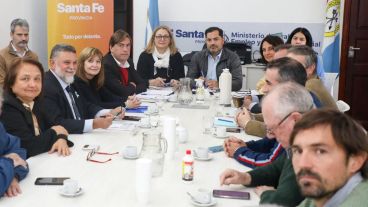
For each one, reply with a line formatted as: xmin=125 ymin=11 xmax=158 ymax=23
xmin=187 ymin=51 xmax=202 ymax=79
xmin=170 ymin=52 xmax=185 ymax=80
xmin=137 ymin=52 xmax=153 ymax=84
xmin=244 ymin=120 xmax=267 ymax=137
xmin=43 ymin=73 xmax=85 ymax=134
xmin=128 ymin=59 xmax=147 ymax=94
xmin=0 ymin=104 xmax=58 ymax=157
xmin=227 ymin=50 xmax=243 ymax=91
xmin=0 ymin=55 xmax=6 ymax=86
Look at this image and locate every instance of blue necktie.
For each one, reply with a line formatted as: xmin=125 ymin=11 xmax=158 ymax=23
xmin=65 ymin=86 xmax=81 ymax=120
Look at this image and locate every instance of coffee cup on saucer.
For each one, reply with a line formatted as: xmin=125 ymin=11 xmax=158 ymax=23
xmin=62 ymin=179 xmax=79 ymax=195
xmin=123 ymin=146 xmax=138 ymax=158
xmin=193 ymin=188 xmax=212 ymax=204
xmin=214 ymin=126 xmax=227 ymax=138
xmin=195 ymin=147 xmax=209 ymax=159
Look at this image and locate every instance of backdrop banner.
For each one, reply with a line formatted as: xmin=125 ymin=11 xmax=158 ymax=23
xmin=47 ymin=0 xmax=113 ymax=58
xmin=161 ymin=21 xmax=324 ymax=61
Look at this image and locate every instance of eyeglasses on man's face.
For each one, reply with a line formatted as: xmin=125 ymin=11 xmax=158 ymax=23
xmin=266 ymin=112 xmax=293 ymax=136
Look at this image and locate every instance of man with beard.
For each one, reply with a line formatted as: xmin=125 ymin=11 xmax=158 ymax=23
xmin=187 ymin=27 xmax=242 ymax=91
xmin=44 ymin=44 xmax=119 ymax=134
xmin=220 ymin=82 xmax=313 ymax=206
xmin=0 ymin=19 xmax=38 ymax=86
xmin=290 ymin=109 xmax=368 ymax=207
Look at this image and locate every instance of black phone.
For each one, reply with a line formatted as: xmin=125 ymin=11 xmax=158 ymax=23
xmin=213 ymin=189 xmax=250 ymax=200
xmin=123 ymin=116 xmax=141 ymax=121
xmin=226 ymin=128 xmax=241 ymax=133
xmin=35 ymin=177 xmax=70 ymax=185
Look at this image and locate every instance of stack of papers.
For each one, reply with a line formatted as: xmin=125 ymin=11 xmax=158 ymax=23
xmin=214 ymin=117 xmax=237 ymax=127
xmin=231 ymin=90 xmax=259 ymax=98
xmin=108 ymin=122 xmax=137 ymax=131
xmin=137 ymin=88 xmax=174 ymax=100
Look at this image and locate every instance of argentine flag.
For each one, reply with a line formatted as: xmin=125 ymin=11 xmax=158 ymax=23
xmin=145 ymin=0 xmax=160 ymax=46
xmin=321 ymin=0 xmax=341 ymax=73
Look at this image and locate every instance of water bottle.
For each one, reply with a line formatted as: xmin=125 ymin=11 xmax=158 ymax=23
xmin=219 ymin=69 xmax=232 ymax=106
xmin=182 ymin=149 xmax=194 ymax=182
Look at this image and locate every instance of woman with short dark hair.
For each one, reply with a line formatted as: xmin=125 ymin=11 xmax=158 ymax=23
xmin=0 ymin=58 xmax=72 ymax=158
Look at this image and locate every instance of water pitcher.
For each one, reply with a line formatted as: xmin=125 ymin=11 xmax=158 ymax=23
xmin=177 ymin=78 xmax=193 ymax=105
xmin=140 ymin=131 xmax=167 ymax=177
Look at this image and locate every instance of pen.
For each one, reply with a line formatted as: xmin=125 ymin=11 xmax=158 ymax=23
xmin=218 ymin=118 xmax=234 ymax=123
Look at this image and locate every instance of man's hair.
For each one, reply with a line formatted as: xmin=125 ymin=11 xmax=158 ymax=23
xmin=10 ymin=18 xmax=29 ymax=33
xmin=50 ymin=44 xmax=76 ymax=59
xmin=76 ymin=47 xmax=105 ymax=89
xmin=263 ymin=82 xmax=313 ymax=119
xmin=109 ymin=29 xmax=132 ymax=48
xmin=205 ymin=27 xmax=223 ymax=38
xmin=274 ymin=44 xmax=292 ymax=52
xmin=266 ymin=57 xmax=307 ymax=86
xmin=260 ymin=35 xmax=284 ymax=63
xmin=290 ymin=109 xmax=368 ymax=179
xmin=287 ymin=45 xmax=318 ymax=70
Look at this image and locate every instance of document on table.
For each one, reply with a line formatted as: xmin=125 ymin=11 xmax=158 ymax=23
xmin=108 ymin=121 xmax=138 ymax=131
xmin=137 ymin=88 xmax=174 ymax=100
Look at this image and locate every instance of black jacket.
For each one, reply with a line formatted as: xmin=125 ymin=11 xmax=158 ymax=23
xmin=0 ymin=92 xmax=72 ymax=158
xmin=103 ymin=53 xmax=147 ymax=97
xmin=137 ymin=51 xmax=185 ymax=84
xmin=43 ymin=71 xmax=102 ymax=134
xmin=73 ymin=76 xmax=124 ymax=109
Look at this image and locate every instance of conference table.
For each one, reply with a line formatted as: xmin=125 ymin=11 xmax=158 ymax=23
xmin=0 ymin=97 xmax=261 ymax=207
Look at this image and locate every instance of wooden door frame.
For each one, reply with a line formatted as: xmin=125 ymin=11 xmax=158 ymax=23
xmin=339 ymin=0 xmax=352 ymax=100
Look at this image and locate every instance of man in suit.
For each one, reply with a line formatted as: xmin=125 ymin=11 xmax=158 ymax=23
xmin=103 ymin=29 xmax=147 ymax=98
xmin=44 ymin=44 xmax=115 ymax=134
xmin=0 ymin=18 xmax=38 ymax=86
xmin=187 ymin=27 xmax=242 ymax=91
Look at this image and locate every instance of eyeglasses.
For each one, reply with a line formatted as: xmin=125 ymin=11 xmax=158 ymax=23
xmin=155 ymin=35 xmax=170 ymax=40
xmin=86 ymin=149 xmax=118 ymax=163
xmin=266 ymin=112 xmax=293 ymax=135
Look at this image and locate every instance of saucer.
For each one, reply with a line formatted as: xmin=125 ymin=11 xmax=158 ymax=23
xmin=123 ymin=154 xmax=139 ymax=160
xmin=193 ymin=153 xmax=213 ymax=161
xmin=190 ymin=198 xmax=217 ymax=206
xmin=58 ymin=187 xmax=83 ymax=197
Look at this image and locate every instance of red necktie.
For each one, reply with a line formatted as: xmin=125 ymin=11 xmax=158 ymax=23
xmin=120 ymin=67 xmax=129 ymax=86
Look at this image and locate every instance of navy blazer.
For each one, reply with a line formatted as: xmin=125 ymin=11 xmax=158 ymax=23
xmin=43 ymin=71 xmax=102 ymax=134
xmin=73 ymin=76 xmax=124 ymax=109
xmin=103 ymin=53 xmax=147 ymax=98
xmin=0 ymin=92 xmax=73 ymax=157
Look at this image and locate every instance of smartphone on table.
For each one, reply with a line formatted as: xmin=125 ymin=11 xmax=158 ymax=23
xmin=35 ymin=177 xmax=70 ymax=185
xmin=213 ymin=189 xmax=250 ymax=200
xmin=123 ymin=116 xmax=142 ymax=121
xmin=226 ymin=128 xmax=241 ymax=133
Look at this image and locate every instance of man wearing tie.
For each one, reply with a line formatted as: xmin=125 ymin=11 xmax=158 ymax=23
xmin=44 ymin=44 xmax=116 ymax=134
xmin=103 ymin=29 xmax=147 ymax=98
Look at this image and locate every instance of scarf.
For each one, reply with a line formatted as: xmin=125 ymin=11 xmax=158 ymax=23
xmin=152 ymin=47 xmax=170 ymax=75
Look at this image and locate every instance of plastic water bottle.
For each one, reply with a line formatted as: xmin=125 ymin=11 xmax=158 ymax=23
xmin=182 ymin=149 xmax=194 ymax=182
xmin=219 ymin=69 xmax=232 ymax=106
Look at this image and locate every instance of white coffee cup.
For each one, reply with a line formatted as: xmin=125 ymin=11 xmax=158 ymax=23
xmin=176 ymin=126 xmax=188 ymax=143
xmin=63 ymin=179 xmax=79 ymax=194
xmin=140 ymin=117 xmax=150 ymax=127
xmin=195 ymin=147 xmax=209 ymax=159
xmin=194 ymin=188 xmax=212 ymax=204
xmin=215 ymin=126 xmax=227 ymax=137
xmin=123 ymin=146 xmax=138 ymax=158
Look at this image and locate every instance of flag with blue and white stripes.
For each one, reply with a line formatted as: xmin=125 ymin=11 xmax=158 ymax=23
xmin=145 ymin=0 xmax=160 ymax=46
xmin=321 ymin=0 xmax=341 ymax=73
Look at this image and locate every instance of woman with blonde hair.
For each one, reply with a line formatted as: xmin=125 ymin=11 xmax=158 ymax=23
xmin=74 ymin=47 xmax=140 ymax=109
xmin=137 ymin=25 xmax=185 ymax=87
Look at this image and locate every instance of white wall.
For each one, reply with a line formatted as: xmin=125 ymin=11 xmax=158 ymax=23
xmin=133 ymin=0 xmax=326 ymax=64
xmin=0 ymin=0 xmax=47 ymax=68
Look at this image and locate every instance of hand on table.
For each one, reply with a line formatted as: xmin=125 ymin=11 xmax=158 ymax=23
xmin=223 ymin=136 xmax=246 ymax=157
xmin=235 ymin=108 xmax=252 ymax=128
xmin=93 ymin=116 xmax=113 ymax=129
xmin=49 ymin=139 xmax=71 ymax=156
xmin=220 ymin=169 xmax=251 ymax=186
xmin=205 ymin=80 xmax=218 ymax=89
xmin=5 ymin=178 xmax=21 ymax=197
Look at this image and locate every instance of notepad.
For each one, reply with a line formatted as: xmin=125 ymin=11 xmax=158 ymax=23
xmin=214 ymin=117 xmax=237 ymax=127
xmin=125 ymin=106 xmax=148 ymax=113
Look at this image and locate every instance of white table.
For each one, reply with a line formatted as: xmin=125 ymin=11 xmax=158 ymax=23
xmin=0 ymin=100 xmax=260 ymax=207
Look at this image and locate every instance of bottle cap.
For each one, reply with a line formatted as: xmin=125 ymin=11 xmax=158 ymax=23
xmin=186 ymin=149 xmax=191 ymax=155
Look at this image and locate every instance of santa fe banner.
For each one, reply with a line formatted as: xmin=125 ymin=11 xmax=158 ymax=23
xmin=47 ymin=0 xmax=113 ymax=57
